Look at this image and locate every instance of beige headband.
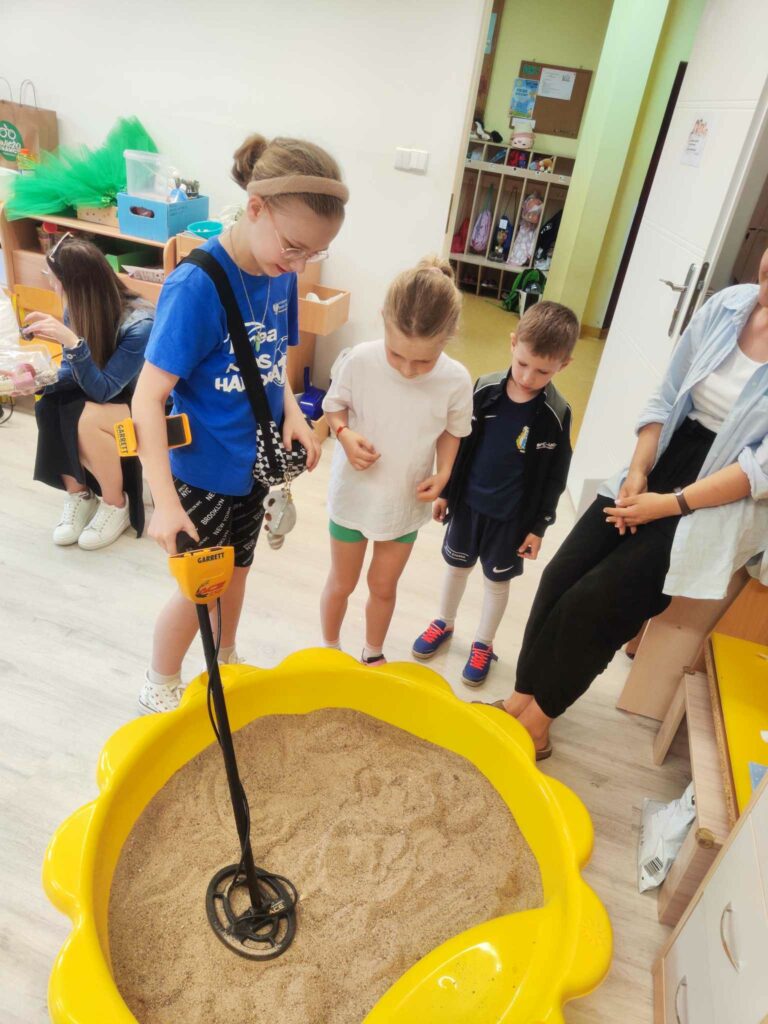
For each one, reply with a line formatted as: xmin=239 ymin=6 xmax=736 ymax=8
xmin=247 ymin=174 xmax=349 ymax=203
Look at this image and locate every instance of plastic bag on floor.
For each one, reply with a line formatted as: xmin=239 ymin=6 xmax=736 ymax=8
xmin=638 ymin=782 xmax=696 ymax=892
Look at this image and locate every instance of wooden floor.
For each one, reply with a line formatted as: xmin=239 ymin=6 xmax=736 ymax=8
xmin=0 ymin=409 xmax=691 ymax=1024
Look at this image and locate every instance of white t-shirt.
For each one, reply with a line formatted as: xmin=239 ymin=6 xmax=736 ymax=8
xmin=689 ymin=343 xmax=764 ymax=432
xmin=323 ymin=339 xmax=473 ymax=540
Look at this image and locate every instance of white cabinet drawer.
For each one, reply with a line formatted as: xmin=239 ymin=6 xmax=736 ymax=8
xmin=664 ymin=898 xmax=714 ymax=1024
xmin=751 ymin=783 xmax=768 ymax=913
xmin=703 ymin=820 xmax=768 ymax=1023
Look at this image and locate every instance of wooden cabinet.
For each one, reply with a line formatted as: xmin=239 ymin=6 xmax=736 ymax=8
xmin=653 ymin=776 xmax=768 ymax=1023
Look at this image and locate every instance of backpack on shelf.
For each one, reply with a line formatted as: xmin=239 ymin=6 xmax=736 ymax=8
xmin=451 ymin=216 xmax=470 ymax=253
xmin=501 ymin=268 xmax=547 ymax=314
xmin=469 ymin=186 xmax=495 ymax=254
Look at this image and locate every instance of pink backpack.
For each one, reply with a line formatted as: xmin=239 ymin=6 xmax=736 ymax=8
xmin=469 ymin=187 xmax=494 ymax=254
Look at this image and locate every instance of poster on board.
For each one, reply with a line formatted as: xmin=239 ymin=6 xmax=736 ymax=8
xmin=510 ymin=78 xmax=539 ymax=118
xmin=538 ymin=68 xmax=576 ymax=101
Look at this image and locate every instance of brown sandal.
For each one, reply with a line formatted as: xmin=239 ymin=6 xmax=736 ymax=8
xmin=472 ymin=701 xmax=554 ymax=761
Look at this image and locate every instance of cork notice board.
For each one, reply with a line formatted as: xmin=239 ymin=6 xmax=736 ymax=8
xmin=518 ymin=60 xmax=592 ymax=139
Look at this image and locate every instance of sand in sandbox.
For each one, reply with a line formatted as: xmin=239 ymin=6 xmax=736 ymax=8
xmin=110 ymin=708 xmax=542 ymax=1024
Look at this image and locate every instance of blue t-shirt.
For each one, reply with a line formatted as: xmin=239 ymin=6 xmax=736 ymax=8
xmin=145 ymin=237 xmax=299 ymax=495
xmin=465 ymin=393 xmax=537 ymax=521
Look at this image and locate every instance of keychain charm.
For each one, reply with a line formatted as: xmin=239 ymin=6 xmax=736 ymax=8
xmin=263 ymin=483 xmax=297 ymax=550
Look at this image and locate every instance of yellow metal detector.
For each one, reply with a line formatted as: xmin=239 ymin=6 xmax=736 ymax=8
xmin=116 ymin=416 xmax=298 ymax=960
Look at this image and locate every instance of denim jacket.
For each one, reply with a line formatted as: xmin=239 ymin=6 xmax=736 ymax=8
xmin=53 ymin=303 xmax=154 ymax=402
xmin=602 ymin=285 xmax=768 ymax=599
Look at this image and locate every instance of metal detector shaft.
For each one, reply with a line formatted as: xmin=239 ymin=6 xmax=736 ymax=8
xmin=195 ymin=604 xmax=267 ymax=914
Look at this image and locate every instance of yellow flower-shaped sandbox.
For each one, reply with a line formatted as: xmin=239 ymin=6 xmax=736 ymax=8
xmin=43 ymin=650 xmax=611 ymax=1023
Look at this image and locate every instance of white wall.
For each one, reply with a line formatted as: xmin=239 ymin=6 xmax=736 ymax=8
xmin=3 ymin=0 xmax=486 ymax=384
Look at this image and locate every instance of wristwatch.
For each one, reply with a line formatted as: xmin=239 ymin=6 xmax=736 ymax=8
xmin=673 ymin=487 xmax=693 ymax=516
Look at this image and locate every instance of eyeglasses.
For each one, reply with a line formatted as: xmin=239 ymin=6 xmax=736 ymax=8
xmin=263 ymin=205 xmax=328 ymax=265
xmin=46 ymin=231 xmax=74 ymax=264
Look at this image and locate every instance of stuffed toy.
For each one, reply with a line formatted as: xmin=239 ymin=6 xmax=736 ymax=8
xmin=509 ymin=131 xmax=533 ymax=150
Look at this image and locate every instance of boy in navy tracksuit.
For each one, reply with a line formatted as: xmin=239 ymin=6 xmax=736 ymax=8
xmin=412 ymin=300 xmax=579 ymax=685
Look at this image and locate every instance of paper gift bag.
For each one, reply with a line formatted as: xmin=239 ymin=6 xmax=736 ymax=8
xmin=0 ymin=79 xmax=58 ymax=167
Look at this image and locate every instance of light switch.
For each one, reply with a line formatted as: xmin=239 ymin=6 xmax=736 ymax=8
xmin=394 ymin=147 xmax=430 ymax=174
xmin=410 ymin=149 xmax=429 ymax=173
xmin=394 ymin=147 xmax=411 ymax=170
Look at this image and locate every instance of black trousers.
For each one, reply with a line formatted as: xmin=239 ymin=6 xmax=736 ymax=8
xmin=515 ymin=418 xmax=715 ymax=718
xmin=34 ymin=385 xmax=145 ymax=537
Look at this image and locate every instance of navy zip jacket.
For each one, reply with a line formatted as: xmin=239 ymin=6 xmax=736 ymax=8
xmin=443 ymin=369 xmax=573 ymax=541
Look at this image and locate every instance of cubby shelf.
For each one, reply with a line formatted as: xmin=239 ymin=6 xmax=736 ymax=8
xmin=449 ymin=135 xmax=574 ymax=301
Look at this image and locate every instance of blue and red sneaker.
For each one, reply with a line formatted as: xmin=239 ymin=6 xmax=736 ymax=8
xmin=462 ymin=641 xmax=498 ymax=686
xmin=412 ymin=619 xmax=454 ymax=660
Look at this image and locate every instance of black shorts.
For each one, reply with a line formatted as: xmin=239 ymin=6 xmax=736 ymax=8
xmin=174 ymin=477 xmax=269 ymax=567
xmin=442 ymin=499 xmax=524 ymax=582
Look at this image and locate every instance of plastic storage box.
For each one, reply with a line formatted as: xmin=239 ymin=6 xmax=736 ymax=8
xmin=116 ymin=193 xmax=210 ymax=243
xmin=124 ymin=150 xmax=171 ymax=201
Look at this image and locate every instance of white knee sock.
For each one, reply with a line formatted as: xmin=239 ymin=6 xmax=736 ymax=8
xmin=323 ymin=638 xmax=341 ymax=650
xmin=475 ymin=577 xmax=511 ymax=645
xmin=438 ymin=565 xmax=473 ymax=627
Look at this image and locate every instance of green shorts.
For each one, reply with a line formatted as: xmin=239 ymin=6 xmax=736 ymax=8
xmin=329 ymin=520 xmax=418 ymax=545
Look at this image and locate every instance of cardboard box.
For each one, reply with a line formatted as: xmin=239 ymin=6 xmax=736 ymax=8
xmin=76 ymin=205 xmax=119 ymax=229
xmin=117 ymin=193 xmax=210 ymax=243
xmin=298 ymin=282 xmax=350 ymax=336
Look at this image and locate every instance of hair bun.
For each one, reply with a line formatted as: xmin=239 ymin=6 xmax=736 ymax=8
xmin=417 ymin=255 xmax=455 ymax=282
xmin=231 ymin=133 xmax=270 ymax=190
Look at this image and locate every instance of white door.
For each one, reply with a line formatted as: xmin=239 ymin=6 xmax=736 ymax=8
xmin=569 ymin=0 xmax=768 ymax=510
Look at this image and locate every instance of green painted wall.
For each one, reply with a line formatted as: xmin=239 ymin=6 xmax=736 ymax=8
xmin=483 ymin=0 xmax=613 ymax=158
xmin=583 ymin=0 xmax=706 ymax=327
xmin=541 ymin=0 xmax=672 ymax=322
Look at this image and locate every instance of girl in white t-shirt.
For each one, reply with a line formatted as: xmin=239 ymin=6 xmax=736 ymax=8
xmin=321 ymin=257 xmax=473 ymax=664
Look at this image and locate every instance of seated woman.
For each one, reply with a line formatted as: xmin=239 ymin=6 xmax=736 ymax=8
xmin=485 ymin=248 xmax=768 ymax=759
xmin=26 ymin=234 xmax=154 ymax=550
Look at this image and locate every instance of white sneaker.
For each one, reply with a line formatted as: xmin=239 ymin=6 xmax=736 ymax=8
xmin=53 ymin=490 xmax=98 ymax=545
xmin=138 ymin=672 xmax=187 ymax=714
xmin=77 ymin=494 xmax=131 ymax=550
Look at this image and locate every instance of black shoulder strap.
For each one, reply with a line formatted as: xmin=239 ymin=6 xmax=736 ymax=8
xmin=183 ymin=248 xmax=275 ymax=432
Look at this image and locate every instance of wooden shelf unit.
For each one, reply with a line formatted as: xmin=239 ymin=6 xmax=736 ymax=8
xmin=0 ymin=211 xmax=174 ymax=306
xmin=449 ymin=136 xmax=573 ymax=302
xmin=0 ymin=211 xmax=350 ymax=391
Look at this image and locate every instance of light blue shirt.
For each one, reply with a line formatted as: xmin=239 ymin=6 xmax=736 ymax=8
xmin=602 ymin=284 xmax=768 ymax=599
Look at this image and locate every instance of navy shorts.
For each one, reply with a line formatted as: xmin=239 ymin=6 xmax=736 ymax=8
xmin=174 ymin=477 xmax=269 ymax=567
xmin=442 ymin=499 xmax=524 ymax=582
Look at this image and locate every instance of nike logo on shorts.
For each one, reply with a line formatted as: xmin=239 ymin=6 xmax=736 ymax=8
xmin=492 ymin=565 xmax=515 ymax=574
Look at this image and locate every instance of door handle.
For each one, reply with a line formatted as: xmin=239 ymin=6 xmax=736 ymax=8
xmin=659 ymin=278 xmax=687 ymax=293
xmin=666 ymin=263 xmax=697 ymax=337
xmin=719 ymin=903 xmax=740 ymax=972
xmin=674 ymin=976 xmax=687 ymax=1023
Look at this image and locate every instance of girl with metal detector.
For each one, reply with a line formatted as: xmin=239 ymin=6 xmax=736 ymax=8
xmin=131 ymin=134 xmax=348 ymax=714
